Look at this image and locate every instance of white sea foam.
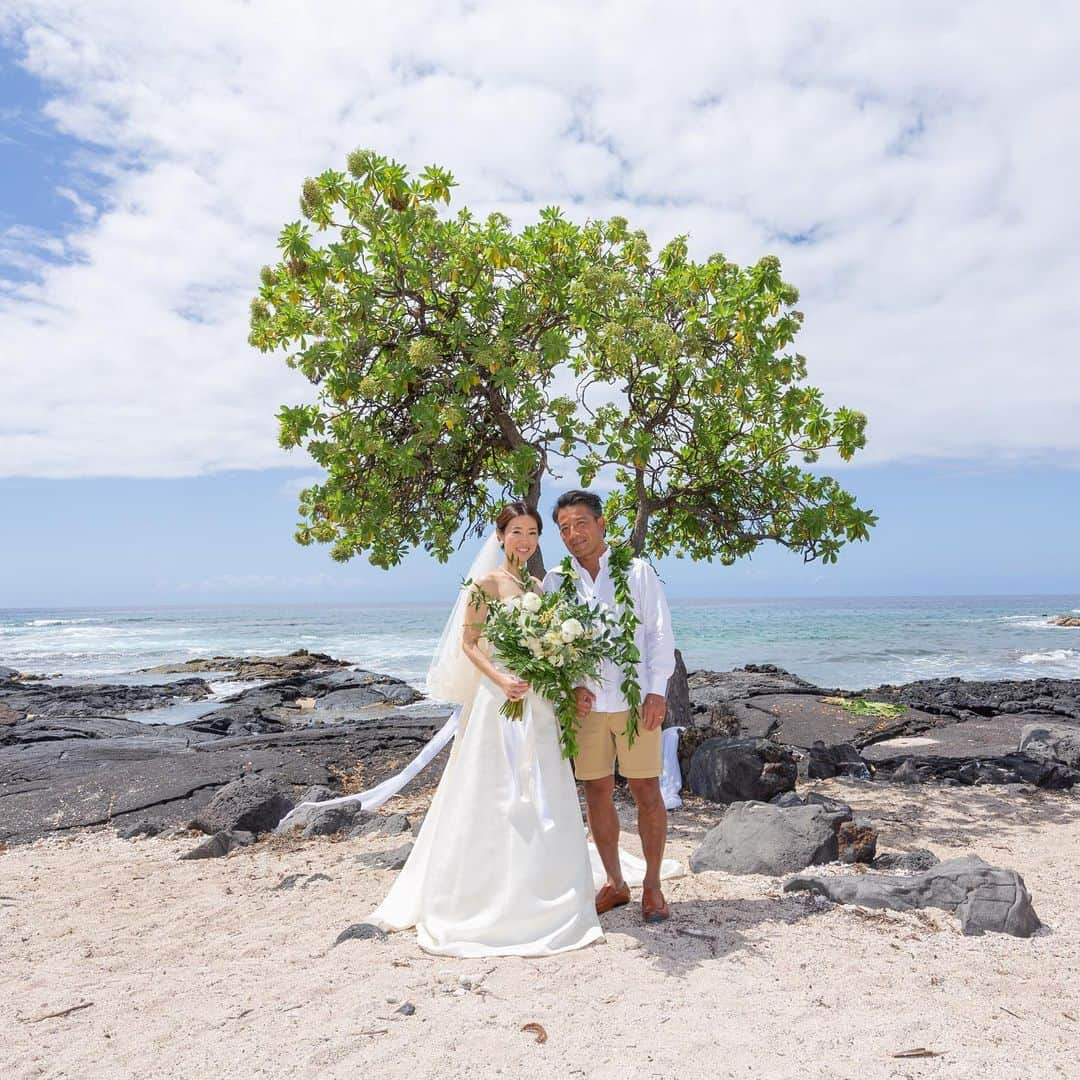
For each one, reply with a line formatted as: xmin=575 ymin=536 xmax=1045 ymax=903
xmin=207 ymin=678 xmax=269 ymax=699
xmin=905 ymin=653 xmax=972 ymax=677
xmin=1018 ymin=649 xmax=1080 ymax=665
xmin=999 ymin=614 xmax=1061 ymax=629
xmin=26 ymin=617 xmax=101 ymax=626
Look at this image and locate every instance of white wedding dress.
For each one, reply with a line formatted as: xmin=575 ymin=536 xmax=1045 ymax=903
xmin=368 ymin=646 xmax=604 ymax=957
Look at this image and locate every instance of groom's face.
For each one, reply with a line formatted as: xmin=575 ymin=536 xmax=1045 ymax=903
xmin=556 ymin=505 xmax=605 ymax=562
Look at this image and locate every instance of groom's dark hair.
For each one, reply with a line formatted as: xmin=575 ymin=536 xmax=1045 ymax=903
xmin=553 ymin=490 xmax=603 ymax=523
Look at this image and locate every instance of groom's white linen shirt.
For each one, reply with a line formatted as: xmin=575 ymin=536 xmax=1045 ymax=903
xmin=542 ymin=548 xmax=676 ymax=711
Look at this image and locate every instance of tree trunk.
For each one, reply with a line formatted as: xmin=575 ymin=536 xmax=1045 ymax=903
xmin=528 ymin=548 xmax=546 ymax=579
xmin=629 ymin=503 xmax=650 ymax=556
xmin=525 ymin=458 xmax=546 ymax=578
xmin=629 ymin=467 xmax=650 ymax=556
xmin=524 ymin=459 xmax=544 ymax=511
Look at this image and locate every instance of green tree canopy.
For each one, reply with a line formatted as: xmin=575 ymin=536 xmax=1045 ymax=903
xmin=572 ymin=229 xmax=875 ymax=563
xmin=250 ymin=150 xmax=876 ymax=571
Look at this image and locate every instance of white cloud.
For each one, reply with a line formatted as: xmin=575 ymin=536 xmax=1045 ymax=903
xmin=54 ymin=185 xmax=96 ymax=221
xmin=0 ymin=0 xmax=1078 ymax=477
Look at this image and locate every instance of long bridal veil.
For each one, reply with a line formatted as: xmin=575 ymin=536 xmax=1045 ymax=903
xmin=424 ymin=530 xmax=502 ymax=706
xmin=275 ymin=532 xmax=503 ymax=829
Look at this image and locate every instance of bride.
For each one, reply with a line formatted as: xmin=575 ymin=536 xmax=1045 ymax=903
xmin=368 ymin=501 xmax=604 ymax=956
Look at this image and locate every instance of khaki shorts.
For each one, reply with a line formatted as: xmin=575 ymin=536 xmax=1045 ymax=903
xmin=574 ymin=709 xmax=662 ymax=781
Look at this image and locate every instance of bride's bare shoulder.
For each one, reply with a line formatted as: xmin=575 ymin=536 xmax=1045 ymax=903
xmin=530 ymin=575 xmax=545 ymax=592
xmin=471 ymin=571 xmax=501 ymax=598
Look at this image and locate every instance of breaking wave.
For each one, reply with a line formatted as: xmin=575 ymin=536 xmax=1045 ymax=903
xmin=26 ymin=617 xmax=102 ymax=626
xmin=1018 ymin=648 xmax=1080 ymax=666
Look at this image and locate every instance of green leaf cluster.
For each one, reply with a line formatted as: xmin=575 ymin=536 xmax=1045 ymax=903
xmin=556 ymin=545 xmax=645 ymax=742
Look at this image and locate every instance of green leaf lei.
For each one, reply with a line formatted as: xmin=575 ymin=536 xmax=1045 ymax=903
xmin=558 ymin=543 xmax=643 ymax=746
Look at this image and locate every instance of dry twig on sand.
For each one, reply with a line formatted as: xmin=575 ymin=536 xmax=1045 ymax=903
xmin=20 ymin=1001 xmax=94 ymax=1023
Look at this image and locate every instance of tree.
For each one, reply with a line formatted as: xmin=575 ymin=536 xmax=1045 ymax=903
xmin=250 ymin=150 xmax=876 ymax=572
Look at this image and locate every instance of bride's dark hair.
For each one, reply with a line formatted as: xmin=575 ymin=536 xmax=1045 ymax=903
xmin=495 ymin=501 xmax=543 ymax=536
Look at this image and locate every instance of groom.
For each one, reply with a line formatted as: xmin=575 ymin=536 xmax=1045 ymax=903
xmin=543 ymin=490 xmax=676 ymax=923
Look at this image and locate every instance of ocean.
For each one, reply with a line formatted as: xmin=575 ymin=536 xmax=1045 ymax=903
xmin=2 ymin=595 xmax=1079 ymax=691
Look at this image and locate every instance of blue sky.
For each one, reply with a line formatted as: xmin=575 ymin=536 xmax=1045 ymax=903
xmin=1 ymin=5 xmax=1078 ymax=606
xmin=1 ymin=57 xmax=75 ymax=234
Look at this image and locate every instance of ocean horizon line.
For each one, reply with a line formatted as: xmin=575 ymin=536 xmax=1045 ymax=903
xmin=3 ymin=590 xmax=1079 ymax=614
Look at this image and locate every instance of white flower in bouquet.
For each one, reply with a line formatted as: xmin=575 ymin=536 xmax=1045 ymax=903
xmin=505 ymin=595 xmax=522 ymax=610
xmin=560 ymin=618 xmax=584 ymax=642
xmin=520 ymin=591 xmax=542 ymax=613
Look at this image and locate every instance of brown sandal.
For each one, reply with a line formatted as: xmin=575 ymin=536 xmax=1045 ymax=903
xmin=641 ymin=888 xmax=670 ymax=924
xmin=595 ymin=881 xmax=631 ymax=915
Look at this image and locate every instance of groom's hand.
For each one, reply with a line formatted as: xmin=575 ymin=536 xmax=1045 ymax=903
xmin=574 ymin=687 xmax=595 ymax=720
xmin=642 ymin=693 xmax=666 ymax=731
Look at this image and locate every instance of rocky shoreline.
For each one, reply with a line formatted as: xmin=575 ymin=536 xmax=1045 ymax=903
xmin=0 ymin=651 xmax=451 ymax=848
xmin=2 ymin=651 xmax=1079 ymax=849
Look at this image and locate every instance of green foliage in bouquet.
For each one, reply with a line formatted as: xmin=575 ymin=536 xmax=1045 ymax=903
xmin=469 ymin=567 xmax=618 ymax=759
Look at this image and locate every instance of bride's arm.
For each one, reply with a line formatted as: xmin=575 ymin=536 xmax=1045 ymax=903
xmin=461 ymin=577 xmax=529 ymax=700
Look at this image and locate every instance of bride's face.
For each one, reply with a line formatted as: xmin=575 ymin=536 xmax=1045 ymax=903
xmin=499 ymin=515 xmax=540 ymax=565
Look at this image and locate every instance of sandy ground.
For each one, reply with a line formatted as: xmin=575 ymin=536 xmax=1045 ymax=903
xmin=3 ymin=780 xmax=1079 ymax=1080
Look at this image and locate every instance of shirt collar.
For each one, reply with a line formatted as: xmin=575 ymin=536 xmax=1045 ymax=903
xmin=573 ymin=544 xmax=611 ymax=578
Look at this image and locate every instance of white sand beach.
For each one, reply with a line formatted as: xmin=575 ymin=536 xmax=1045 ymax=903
xmin=3 ymin=781 xmax=1079 ymax=1080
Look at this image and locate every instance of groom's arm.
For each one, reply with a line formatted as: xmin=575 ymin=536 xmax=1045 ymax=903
xmin=638 ymin=562 xmax=675 ymax=730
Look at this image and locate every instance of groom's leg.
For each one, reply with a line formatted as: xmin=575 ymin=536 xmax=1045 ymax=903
xmin=626 ymin=777 xmax=667 ymax=891
xmin=582 ymin=776 xmax=624 ymax=889
xmin=620 ymin=723 xmax=669 ymax=917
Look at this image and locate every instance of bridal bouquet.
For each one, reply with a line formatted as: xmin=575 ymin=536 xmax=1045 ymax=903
xmin=470 ymin=570 xmax=617 ymax=759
